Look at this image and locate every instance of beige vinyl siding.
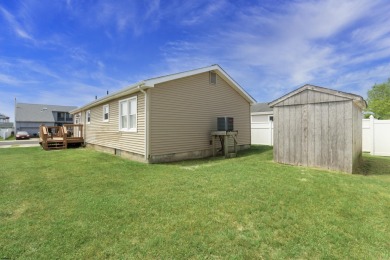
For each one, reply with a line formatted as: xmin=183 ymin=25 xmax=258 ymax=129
xmin=149 ymin=72 xmax=250 ymax=156
xmin=83 ymin=92 xmax=145 ymax=155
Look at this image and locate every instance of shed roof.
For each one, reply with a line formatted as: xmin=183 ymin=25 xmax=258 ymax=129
xmin=71 ymin=64 xmax=256 ymax=113
xmin=15 ymin=103 xmax=77 ymax=122
xmin=269 ymin=84 xmax=367 ymax=109
xmin=251 ymin=103 xmax=273 ymax=113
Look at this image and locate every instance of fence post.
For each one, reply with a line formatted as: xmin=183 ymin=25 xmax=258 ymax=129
xmin=369 ymin=115 xmax=375 ymax=155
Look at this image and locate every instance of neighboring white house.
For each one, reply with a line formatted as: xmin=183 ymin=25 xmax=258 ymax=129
xmin=0 ymin=113 xmax=14 ymax=139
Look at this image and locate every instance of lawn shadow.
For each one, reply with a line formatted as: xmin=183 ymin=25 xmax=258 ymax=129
xmin=357 ymin=154 xmax=390 ymax=176
xmin=166 ymin=145 xmax=273 ymax=167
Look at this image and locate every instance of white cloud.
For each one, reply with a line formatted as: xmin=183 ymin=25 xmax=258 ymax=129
xmin=0 ymin=5 xmax=34 ymax=41
xmin=159 ymin=0 xmax=390 ymax=101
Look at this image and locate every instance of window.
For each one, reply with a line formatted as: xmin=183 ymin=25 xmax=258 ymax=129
xmin=119 ymin=97 xmax=137 ymax=132
xmin=210 ymin=71 xmax=217 ymax=84
xmin=269 ymin=116 xmax=274 ymax=122
xmin=66 ymin=113 xmax=73 ymax=121
xmin=57 ymin=112 xmax=65 ymax=121
xmin=86 ymin=110 xmax=91 ymax=124
xmin=103 ymin=104 xmax=109 ymax=122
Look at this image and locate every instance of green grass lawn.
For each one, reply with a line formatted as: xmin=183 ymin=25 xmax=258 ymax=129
xmin=0 ymin=135 xmax=15 ymax=141
xmin=1 ymin=146 xmax=389 ymax=259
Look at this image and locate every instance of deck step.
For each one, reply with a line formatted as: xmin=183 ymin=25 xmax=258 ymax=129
xmin=46 ymin=141 xmax=66 ymax=150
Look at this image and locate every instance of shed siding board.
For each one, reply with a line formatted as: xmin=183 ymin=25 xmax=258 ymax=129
xmin=307 ymin=104 xmax=315 ymax=166
xmin=320 ymin=103 xmax=329 ymax=168
xmin=328 ymin=102 xmax=337 ymax=171
xmin=149 ymin=72 xmax=250 ymax=156
xmin=83 ymin=92 xmax=145 ymax=156
xmin=352 ymin=104 xmax=362 ymax=171
xmin=294 ymin=105 xmax=302 ymax=165
xmin=344 ymin=102 xmax=353 ymax=173
xmin=289 ymin=105 xmax=296 ymax=164
xmin=335 ymin=101 xmax=345 ymax=171
xmin=314 ymin=103 xmax=322 ymax=167
xmin=273 ymin=107 xmax=279 ymax=162
xmin=277 ymin=107 xmax=284 ymax=162
xmin=301 ymin=104 xmax=308 ymax=166
xmin=283 ymin=106 xmax=290 ymax=164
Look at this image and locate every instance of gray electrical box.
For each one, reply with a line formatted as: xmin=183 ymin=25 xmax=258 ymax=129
xmin=217 ymin=117 xmax=234 ymax=131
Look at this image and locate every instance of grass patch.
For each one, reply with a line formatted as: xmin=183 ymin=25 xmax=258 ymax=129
xmin=1 ymin=146 xmax=389 ymax=259
xmin=0 ymin=135 xmax=15 ymax=141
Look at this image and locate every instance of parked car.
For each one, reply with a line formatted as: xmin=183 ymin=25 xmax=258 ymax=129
xmin=16 ymin=131 xmax=30 ymax=140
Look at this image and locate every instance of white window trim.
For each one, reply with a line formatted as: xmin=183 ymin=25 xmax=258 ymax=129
xmin=118 ymin=96 xmax=137 ymax=132
xmin=103 ymin=104 xmax=109 ymax=122
xmin=86 ymin=110 xmax=91 ymax=124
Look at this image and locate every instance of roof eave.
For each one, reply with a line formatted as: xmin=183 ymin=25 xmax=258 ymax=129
xmin=70 ymin=82 xmax=151 ymax=114
xmin=269 ymin=84 xmax=367 ymax=108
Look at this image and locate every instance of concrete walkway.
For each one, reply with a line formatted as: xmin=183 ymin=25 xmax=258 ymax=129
xmin=0 ymin=139 xmax=40 ymax=148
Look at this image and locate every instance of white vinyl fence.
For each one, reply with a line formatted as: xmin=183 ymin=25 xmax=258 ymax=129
xmin=362 ymin=116 xmax=390 ymax=156
xmin=251 ymin=115 xmax=390 ymax=156
xmin=251 ymin=122 xmax=273 ymax=146
xmin=0 ymin=128 xmax=13 ymax=139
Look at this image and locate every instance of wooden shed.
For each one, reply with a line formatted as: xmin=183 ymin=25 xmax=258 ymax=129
xmin=269 ymin=84 xmax=366 ymax=173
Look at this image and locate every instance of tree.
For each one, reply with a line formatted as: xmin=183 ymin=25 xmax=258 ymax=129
xmin=367 ymin=79 xmax=390 ymax=119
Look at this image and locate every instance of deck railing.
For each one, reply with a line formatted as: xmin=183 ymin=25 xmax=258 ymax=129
xmin=39 ymin=124 xmax=84 ymax=150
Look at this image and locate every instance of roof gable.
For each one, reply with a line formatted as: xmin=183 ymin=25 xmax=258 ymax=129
xmin=269 ymin=84 xmax=367 ymax=109
xmin=71 ymin=65 xmax=256 ymax=113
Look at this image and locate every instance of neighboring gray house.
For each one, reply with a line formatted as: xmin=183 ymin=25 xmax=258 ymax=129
xmin=0 ymin=113 xmax=13 ymax=129
xmin=251 ymin=103 xmax=273 ymax=123
xmin=15 ymin=103 xmax=77 ymax=136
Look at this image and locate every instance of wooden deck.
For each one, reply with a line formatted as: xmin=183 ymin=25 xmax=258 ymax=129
xmin=39 ymin=124 xmax=84 ymax=150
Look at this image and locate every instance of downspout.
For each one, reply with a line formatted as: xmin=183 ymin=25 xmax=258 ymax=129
xmin=138 ymin=84 xmax=150 ymax=162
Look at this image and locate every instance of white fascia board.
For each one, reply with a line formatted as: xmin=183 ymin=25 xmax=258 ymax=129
xmin=70 ymin=81 xmax=148 ymax=114
xmin=143 ymin=65 xmax=220 ymax=87
xmin=251 ymin=111 xmax=274 ymax=115
xmin=214 ymin=67 xmax=256 ymax=104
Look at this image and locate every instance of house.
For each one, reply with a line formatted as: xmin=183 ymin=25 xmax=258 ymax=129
xmin=70 ymin=65 xmax=256 ymax=163
xmin=251 ymin=103 xmax=273 ymax=123
xmin=15 ymin=103 xmax=77 ymax=136
xmin=269 ymin=84 xmax=366 ymax=173
xmin=0 ymin=113 xmax=13 ymax=128
xmin=251 ymin=103 xmax=274 ymax=146
xmin=0 ymin=113 xmax=14 ymax=139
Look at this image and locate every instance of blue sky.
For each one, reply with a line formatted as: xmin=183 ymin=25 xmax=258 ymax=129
xmin=1 ymin=0 xmax=390 ymax=122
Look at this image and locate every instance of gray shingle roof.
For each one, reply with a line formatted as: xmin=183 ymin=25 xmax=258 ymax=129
xmin=15 ymin=103 xmax=77 ymax=122
xmin=251 ymin=103 xmax=273 ymax=113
